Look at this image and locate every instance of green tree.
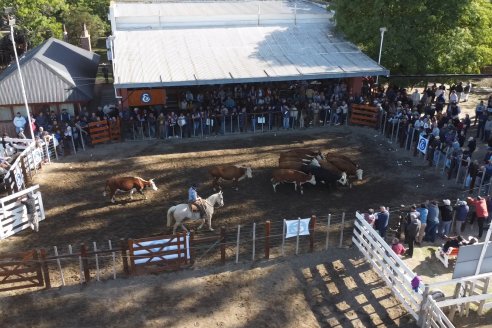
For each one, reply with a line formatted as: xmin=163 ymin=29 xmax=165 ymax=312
xmin=329 ymin=0 xmax=492 ymax=75
xmin=0 ymin=0 xmax=67 ymax=46
xmin=66 ymin=0 xmax=110 ymax=23
xmin=63 ymin=5 xmax=107 ymax=47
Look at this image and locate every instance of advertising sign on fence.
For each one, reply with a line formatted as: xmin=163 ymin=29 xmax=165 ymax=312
xmin=285 ymin=218 xmax=311 ymax=238
xmin=417 ymin=135 xmax=429 ymax=154
xmin=13 ymin=166 xmax=24 ymax=190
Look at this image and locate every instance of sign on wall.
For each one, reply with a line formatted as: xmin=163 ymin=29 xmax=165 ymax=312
xmin=127 ymin=89 xmax=166 ymax=107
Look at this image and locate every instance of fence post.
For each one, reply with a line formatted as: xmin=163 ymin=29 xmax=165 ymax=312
xmin=80 ymin=243 xmax=90 ymax=283
xmin=309 ymin=215 xmax=316 ymax=253
xmin=220 ymin=226 xmax=226 ymax=264
xmin=339 ymin=212 xmax=345 ymax=248
xmin=325 ymin=214 xmax=331 ymax=250
xmin=44 ymin=141 xmax=51 ymax=164
xmin=295 ymin=218 xmax=301 ymax=255
xmin=394 ymin=120 xmax=400 ymax=145
xmin=93 ymin=241 xmax=100 ymax=281
xmin=39 ymin=248 xmax=51 ymax=289
xmin=382 ymin=113 xmax=387 ymax=137
xmin=442 ymin=147 xmax=450 ymax=174
xmin=33 ymin=249 xmax=44 ymax=287
xmin=120 ymin=238 xmax=129 ymax=275
xmin=252 ymin=222 xmax=256 ymax=261
xmin=265 ymin=221 xmax=270 ymax=259
xmin=53 ymin=246 xmax=65 ymax=286
xmin=456 ymin=155 xmax=463 ymax=183
xmin=281 ymin=219 xmax=286 ymax=256
xmin=235 ymin=225 xmax=241 ymax=264
xmin=477 ymin=170 xmax=486 ymax=197
xmin=108 ymin=240 xmax=117 ymax=279
xmin=404 ymin=125 xmax=410 ymax=151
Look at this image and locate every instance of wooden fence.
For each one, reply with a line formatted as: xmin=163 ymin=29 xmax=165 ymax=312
xmin=0 ymin=185 xmax=45 ymax=239
xmin=0 ymin=249 xmax=49 ymax=292
xmin=349 ymin=104 xmax=379 ymax=128
xmin=88 ymin=119 xmax=121 ymax=145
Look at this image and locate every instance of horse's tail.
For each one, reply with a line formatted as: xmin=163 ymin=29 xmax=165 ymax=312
xmin=103 ymin=180 xmax=109 ymax=197
xmin=167 ymin=206 xmax=176 ymax=227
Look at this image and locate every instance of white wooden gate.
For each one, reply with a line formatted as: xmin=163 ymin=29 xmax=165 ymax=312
xmin=0 ymin=185 xmax=45 ymax=239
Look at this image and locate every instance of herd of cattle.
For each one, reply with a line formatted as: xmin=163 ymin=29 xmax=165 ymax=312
xmin=272 ymin=148 xmax=363 ymax=194
xmin=103 ymin=148 xmax=363 ymax=203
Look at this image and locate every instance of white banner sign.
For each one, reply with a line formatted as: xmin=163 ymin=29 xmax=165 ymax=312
xmin=14 ymin=166 xmax=24 ymax=190
xmin=285 ymin=218 xmax=311 ymax=239
xmin=417 ymin=135 xmax=429 ymax=154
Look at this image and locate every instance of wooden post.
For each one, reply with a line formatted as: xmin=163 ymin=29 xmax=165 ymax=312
xmin=265 ymin=221 xmax=271 ymax=259
xmin=108 ymin=240 xmax=116 ymax=279
xmin=93 ymin=241 xmax=100 ymax=281
xmin=252 ymin=222 xmax=256 ymax=261
xmin=281 ymin=219 xmax=286 ymax=256
xmin=309 ymin=215 xmax=316 ymax=253
xmin=53 ymin=246 xmax=65 ymax=286
xmin=220 ymin=226 xmax=226 ymax=264
xmin=189 ymin=232 xmax=195 ymax=266
xmin=33 ymin=249 xmax=43 ymax=287
xmin=80 ymin=244 xmax=90 ymax=283
xmin=39 ymin=248 xmax=51 ymax=289
xmin=235 ymin=225 xmax=241 ymax=264
xmin=120 ymin=238 xmax=129 ymax=275
xmin=325 ymin=214 xmax=331 ymax=250
xmin=339 ymin=212 xmax=345 ymax=248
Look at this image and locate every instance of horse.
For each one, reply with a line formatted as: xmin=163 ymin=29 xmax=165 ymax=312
xmin=166 ymin=191 xmax=224 ymax=234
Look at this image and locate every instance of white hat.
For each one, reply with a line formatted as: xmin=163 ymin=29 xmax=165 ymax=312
xmin=468 ymin=137 xmax=474 ymax=141
xmin=443 ymin=199 xmax=451 ymax=205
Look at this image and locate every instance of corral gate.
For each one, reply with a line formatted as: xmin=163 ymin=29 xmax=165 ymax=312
xmin=128 ymin=233 xmax=190 ymax=274
xmin=0 ymin=249 xmax=48 ymax=292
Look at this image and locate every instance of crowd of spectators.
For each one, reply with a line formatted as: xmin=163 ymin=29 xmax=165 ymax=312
xmin=362 ymin=195 xmax=491 ymax=259
xmin=119 ymin=80 xmax=353 ymax=139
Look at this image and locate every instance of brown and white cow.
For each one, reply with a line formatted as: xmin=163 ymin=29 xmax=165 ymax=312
xmin=103 ymin=177 xmax=158 ymax=203
xmin=209 ymin=165 xmax=252 ymax=191
xmin=271 ymin=169 xmax=316 ymax=195
xmin=326 ymin=157 xmax=363 ymax=180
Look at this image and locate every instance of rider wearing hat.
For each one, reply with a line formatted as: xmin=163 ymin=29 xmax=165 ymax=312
xmin=188 ymin=183 xmax=206 ymax=218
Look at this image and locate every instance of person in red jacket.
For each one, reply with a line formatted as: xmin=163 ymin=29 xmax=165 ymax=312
xmin=467 ymin=196 xmax=488 ymax=239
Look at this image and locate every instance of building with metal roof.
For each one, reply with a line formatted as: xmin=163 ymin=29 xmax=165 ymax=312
xmin=108 ymin=0 xmax=389 ymax=108
xmin=0 ymin=37 xmax=100 ymax=134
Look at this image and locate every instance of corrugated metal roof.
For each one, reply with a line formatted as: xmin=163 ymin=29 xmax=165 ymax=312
xmin=113 ymin=24 xmax=389 ymax=88
xmin=0 ymin=38 xmax=100 ymax=105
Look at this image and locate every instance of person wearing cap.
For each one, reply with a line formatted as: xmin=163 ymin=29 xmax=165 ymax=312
xmin=391 ymin=238 xmax=406 ymax=256
xmin=438 ymin=199 xmax=454 ymax=238
xmin=454 ymin=200 xmax=469 ymax=234
xmin=188 ymin=183 xmax=206 ymax=218
xmin=467 ymin=196 xmax=488 ymax=239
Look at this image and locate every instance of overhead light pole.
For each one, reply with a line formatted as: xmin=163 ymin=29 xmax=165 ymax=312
xmin=376 ymin=27 xmax=387 ymax=86
xmin=9 ymin=17 xmax=34 ymax=140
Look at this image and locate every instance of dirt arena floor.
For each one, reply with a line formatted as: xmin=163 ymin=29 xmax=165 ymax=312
xmin=0 ymin=125 xmax=463 ymax=253
xmin=0 ymin=121 xmax=488 ymax=328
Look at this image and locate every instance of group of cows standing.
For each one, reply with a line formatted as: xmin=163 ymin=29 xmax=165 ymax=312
xmin=272 ymin=148 xmax=364 ymax=194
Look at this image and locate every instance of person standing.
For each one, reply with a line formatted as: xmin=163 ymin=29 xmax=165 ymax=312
xmin=439 ymin=199 xmax=454 ymax=238
xmin=467 ymin=196 xmax=488 ymax=239
xmin=375 ymin=206 xmax=389 ymax=238
xmin=13 ymin=112 xmax=27 ymax=134
xmin=404 ymin=212 xmax=421 ymax=258
xmin=454 ymin=200 xmax=469 ymax=234
xmin=17 ymin=193 xmax=38 ymax=232
xmin=416 ymin=203 xmax=428 ymax=244
xmin=424 ymin=201 xmax=440 ymax=243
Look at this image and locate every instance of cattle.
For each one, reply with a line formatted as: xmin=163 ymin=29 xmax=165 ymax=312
xmin=326 ymin=157 xmax=363 ymax=180
xmin=279 ymin=157 xmax=320 ymax=167
xmin=271 ymin=169 xmax=316 ymax=195
xmin=209 ymin=165 xmax=253 ymax=191
xmin=326 ymin=154 xmax=358 ymax=167
xmin=302 ymin=165 xmax=348 ymax=187
xmin=103 ymin=177 xmax=158 ymax=203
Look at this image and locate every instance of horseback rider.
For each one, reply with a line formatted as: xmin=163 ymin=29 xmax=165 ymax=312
xmin=188 ymin=183 xmax=206 ymax=218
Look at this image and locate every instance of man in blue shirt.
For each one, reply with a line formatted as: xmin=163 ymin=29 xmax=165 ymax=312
xmin=375 ymin=206 xmax=389 ymax=238
xmin=188 ymin=184 xmax=206 ymax=218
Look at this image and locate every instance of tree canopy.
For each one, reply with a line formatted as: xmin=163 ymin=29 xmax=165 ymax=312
xmin=0 ymin=0 xmax=109 ymax=47
xmin=329 ymin=0 xmax=492 ymax=75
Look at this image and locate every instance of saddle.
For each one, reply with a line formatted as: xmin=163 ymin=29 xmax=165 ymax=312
xmin=188 ymin=203 xmax=200 ymax=212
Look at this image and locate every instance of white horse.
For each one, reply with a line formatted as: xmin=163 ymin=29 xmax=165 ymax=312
xmin=166 ymin=191 xmax=224 ymax=234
